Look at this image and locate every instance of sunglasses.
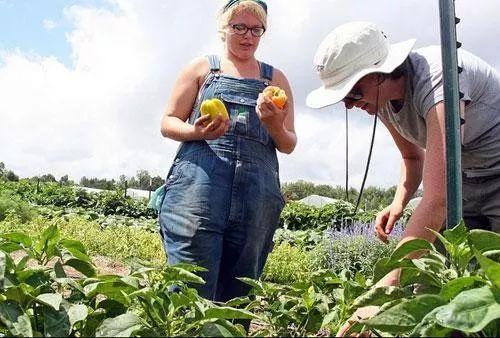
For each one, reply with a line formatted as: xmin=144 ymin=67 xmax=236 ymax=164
xmin=343 ymin=87 xmax=363 ymax=102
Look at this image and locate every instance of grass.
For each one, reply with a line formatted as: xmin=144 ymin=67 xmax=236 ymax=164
xmin=0 ymin=215 xmax=165 ymax=266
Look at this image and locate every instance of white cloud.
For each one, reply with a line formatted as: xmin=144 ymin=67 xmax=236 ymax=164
xmin=1 ymin=0 xmax=499 ymax=189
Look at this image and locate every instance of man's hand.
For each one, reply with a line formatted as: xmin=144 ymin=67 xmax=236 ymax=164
xmin=375 ymin=203 xmax=404 ymax=243
xmin=336 ymin=306 xmax=380 ymax=337
xmin=336 ymin=270 xmax=401 ymax=336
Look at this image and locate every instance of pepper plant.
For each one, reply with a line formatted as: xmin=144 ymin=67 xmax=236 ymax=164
xmin=345 ymin=221 xmax=500 ymax=337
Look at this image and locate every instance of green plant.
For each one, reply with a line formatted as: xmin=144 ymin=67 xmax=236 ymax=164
xmin=0 ymin=227 xmax=265 ymax=337
xmin=262 ymin=243 xmax=316 ymax=284
xmin=345 ymin=221 xmax=500 ymax=337
xmin=280 ymin=200 xmax=356 ymax=231
xmin=239 ymin=270 xmax=368 ymax=337
xmin=0 ymin=216 xmax=164 ymax=266
xmin=0 ymin=225 xmax=96 ymax=336
xmin=0 ymin=190 xmax=34 ymax=224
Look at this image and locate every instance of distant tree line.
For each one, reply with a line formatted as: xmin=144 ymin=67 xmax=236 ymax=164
xmin=0 ymin=162 xmax=19 ymax=182
xmin=0 ymin=162 xmax=164 ymax=191
xmin=80 ymin=170 xmax=163 ymax=191
xmin=2 ymin=161 xmax=420 ymax=210
xmin=282 ymin=179 xmax=422 ymax=211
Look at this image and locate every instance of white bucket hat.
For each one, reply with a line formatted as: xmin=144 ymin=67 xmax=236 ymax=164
xmin=306 ymin=21 xmax=416 ymax=109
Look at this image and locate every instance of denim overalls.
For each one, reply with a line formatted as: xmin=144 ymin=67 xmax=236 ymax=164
xmin=159 ymin=55 xmax=285 ymax=301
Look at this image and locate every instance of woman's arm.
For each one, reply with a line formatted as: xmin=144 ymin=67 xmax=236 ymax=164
xmin=256 ymin=69 xmax=297 ymax=154
xmin=161 ymin=57 xmax=229 ymax=142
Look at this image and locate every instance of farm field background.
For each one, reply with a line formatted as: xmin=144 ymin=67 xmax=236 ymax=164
xmin=1 ymin=164 xmax=499 ymax=337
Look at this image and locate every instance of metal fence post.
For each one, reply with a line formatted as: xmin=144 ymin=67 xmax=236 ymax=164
xmin=439 ymin=0 xmax=463 ymax=229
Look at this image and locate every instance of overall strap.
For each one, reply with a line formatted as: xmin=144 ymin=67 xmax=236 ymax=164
xmin=207 ymin=55 xmax=221 ymax=73
xmin=188 ymin=55 xmax=219 ymax=125
xmin=260 ymin=62 xmax=274 ymax=82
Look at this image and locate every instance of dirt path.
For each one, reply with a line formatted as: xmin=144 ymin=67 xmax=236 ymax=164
xmin=10 ymin=251 xmax=130 ymax=277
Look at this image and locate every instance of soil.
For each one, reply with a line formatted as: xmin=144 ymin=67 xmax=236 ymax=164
xmin=9 ymin=251 xmax=130 ymax=277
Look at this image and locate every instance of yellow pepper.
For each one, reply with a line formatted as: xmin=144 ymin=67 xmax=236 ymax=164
xmin=263 ymin=86 xmax=287 ymax=109
xmin=200 ymin=98 xmax=229 ymax=124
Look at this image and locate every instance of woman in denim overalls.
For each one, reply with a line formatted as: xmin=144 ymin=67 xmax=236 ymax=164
xmin=159 ymin=0 xmax=296 ymax=302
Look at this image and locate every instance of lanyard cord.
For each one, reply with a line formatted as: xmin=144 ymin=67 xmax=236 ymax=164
xmin=345 ymin=107 xmax=349 ymax=202
xmin=346 ymin=81 xmax=381 ymax=215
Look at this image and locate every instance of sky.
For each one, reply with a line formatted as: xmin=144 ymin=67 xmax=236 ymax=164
xmin=1 ymin=0 xmax=500 ymax=188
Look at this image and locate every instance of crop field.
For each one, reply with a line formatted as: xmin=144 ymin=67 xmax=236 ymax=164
xmin=0 ymin=180 xmax=499 ymax=337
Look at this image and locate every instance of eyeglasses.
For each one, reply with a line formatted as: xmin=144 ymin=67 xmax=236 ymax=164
xmin=343 ymin=87 xmax=363 ymax=102
xmin=343 ymin=75 xmax=386 ymax=103
xmin=229 ymin=23 xmax=266 ymax=37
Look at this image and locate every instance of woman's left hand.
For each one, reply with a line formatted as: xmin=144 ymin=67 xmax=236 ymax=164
xmin=256 ymin=92 xmax=288 ymax=132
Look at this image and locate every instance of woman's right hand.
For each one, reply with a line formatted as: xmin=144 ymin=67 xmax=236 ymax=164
xmin=375 ymin=203 xmax=404 ymax=243
xmin=193 ymin=114 xmax=230 ymax=140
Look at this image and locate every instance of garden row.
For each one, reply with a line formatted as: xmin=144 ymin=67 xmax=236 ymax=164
xmin=1 ymin=180 xmax=413 ymax=232
xmin=1 ymin=180 xmax=499 ymax=336
xmin=1 ymin=213 xmax=498 ymax=336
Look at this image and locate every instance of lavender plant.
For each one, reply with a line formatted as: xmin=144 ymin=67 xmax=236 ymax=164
xmin=325 ymin=220 xmax=404 ymax=278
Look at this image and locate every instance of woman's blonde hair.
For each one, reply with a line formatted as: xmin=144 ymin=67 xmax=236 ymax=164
xmin=218 ymin=0 xmax=267 ymax=41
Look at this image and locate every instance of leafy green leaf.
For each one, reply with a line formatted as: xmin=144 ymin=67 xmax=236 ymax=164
xmin=67 ymin=304 xmax=88 ymax=327
xmin=202 ymin=320 xmax=246 ymax=337
xmin=36 ymin=293 xmax=62 ymax=311
xmin=17 ymin=268 xmax=49 ymax=288
xmin=443 ymin=220 xmax=468 ymax=245
xmin=435 ymin=286 xmax=500 ymax=332
xmin=81 ymin=309 xmax=107 ymax=337
xmin=169 ymin=291 xmax=195 ymax=310
xmin=97 ymin=299 xmax=127 ymax=318
xmin=204 ymin=306 xmax=259 ymax=320
xmin=42 ymin=305 xmax=71 ymax=337
xmin=202 ymin=322 xmax=234 ymax=337
xmin=171 ymin=263 xmax=208 ymax=273
xmin=399 ymin=267 xmax=442 ymax=289
xmin=0 ymin=242 xmax=24 ymax=253
xmin=373 ymin=257 xmax=415 ymax=282
xmin=439 ymin=276 xmax=486 ymax=301
xmin=84 ymin=279 xmax=137 ymax=305
xmin=224 ymin=296 xmax=250 ymax=308
xmin=469 ymin=230 xmax=500 ymax=253
xmin=34 ymin=225 xmax=60 ymax=259
xmin=59 ymin=239 xmax=87 ymax=255
xmin=351 ymin=286 xmax=413 ymax=309
xmin=321 ymin=309 xmax=339 ymax=328
xmin=389 ymin=239 xmax=434 ymax=261
xmin=53 ymin=260 xmax=67 ymax=278
xmin=0 ymin=300 xmax=33 ymax=337
xmin=236 ymin=277 xmax=264 ymax=295
xmin=483 ymin=249 xmax=500 ymax=261
xmin=15 ymin=255 xmax=30 ymax=272
xmin=95 ymin=312 xmax=143 ymax=337
xmin=429 ymin=230 xmax=454 ymax=256
xmin=0 ymin=233 xmax=32 ymax=247
xmin=163 ymin=266 xmax=205 ymax=285
xmin=474 ymin=251 xmax=500 ymax=289
xmin=4 ymin=285 xmax=31 ymax=305
xmin=64 ymin=258 xmax=96 ymax=278
xmin=362 ymin=294 xmax=446 ymax=333
xmin=410 ymin=306 xmax=453 ymax=337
